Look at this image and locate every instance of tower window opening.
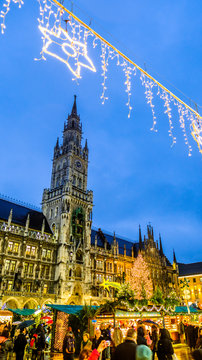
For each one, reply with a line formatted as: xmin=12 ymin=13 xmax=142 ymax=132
xmin=55 ymin=207 xmax=59 ymax=217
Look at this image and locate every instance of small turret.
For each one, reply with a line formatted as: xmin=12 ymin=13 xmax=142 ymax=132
xmin=25 ymin=213 xmax=30 ymax=234
xmin=7 ymin=208 xmax=13 ymax=227
xmin=41 ymin=218 xmax=45 ymax=235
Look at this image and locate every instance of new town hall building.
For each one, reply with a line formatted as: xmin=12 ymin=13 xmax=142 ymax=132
xmin=0 ymin=97 xmax=179 ymax=309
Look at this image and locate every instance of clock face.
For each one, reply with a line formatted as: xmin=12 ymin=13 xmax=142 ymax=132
xmin=75 ymin=160 xmax=82 ymax=169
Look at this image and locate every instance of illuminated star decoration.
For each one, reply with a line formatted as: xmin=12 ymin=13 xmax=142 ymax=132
xmin=99 ymin=279 xmax=121 ymax=291
xmin=38 ymin=25 xmax=96 ymax=79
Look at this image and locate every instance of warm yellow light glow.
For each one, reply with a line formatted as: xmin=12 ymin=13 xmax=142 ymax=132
xmin=38 ymin=25 xmax=96 ymax=78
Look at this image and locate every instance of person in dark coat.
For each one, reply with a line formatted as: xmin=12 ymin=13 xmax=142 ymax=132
xmin=113 ymin=328 xmax=137 ymax=360
xmin=63 ymin=328 xmax=75 ymax=360
xmin=14 ymin=327 xmax=27 ymax=360
xmin=151 ymin=326 xmax=158 ymax=360
xmin=137 ymin=327 xmax=147 ymax=346
xmin=31 ymin=324 xmax=46 ymax=360
xmin=192 ymin=349 xmax=202 ymax=360
xmin=157 ymin=329 xmax=174 ymax=360
xmin=92 ymin=329 xmax=103 ymax=350
xmin=187 ymin=325 xmax=196 ymax=351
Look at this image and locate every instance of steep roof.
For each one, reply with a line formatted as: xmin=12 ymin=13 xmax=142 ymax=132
xmin=0 ymin=198 xmax=52 ymax=234
xmin=91 ymin=228 xmax=139 ymax=256
xmin=178 ymin=262 xmax=202 ymax=277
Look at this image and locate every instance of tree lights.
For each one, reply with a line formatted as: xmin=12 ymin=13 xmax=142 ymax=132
xmin=129 ymin=254 xmax=153 ymax=300
xmin=1 ymin=0 xmax=202 ymax=155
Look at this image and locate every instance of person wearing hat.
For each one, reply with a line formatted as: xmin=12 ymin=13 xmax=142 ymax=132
xmin=136 ymin=345 xmax=152 ymax=360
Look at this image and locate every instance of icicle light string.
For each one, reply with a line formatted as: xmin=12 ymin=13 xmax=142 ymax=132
xmin=1 ymin=0 xmax=202 ymax=154
xmin=50 ymin=0 xmax=202 ymax=155
xmin=140 ymin=73 xmax=157 ymax=131
xmin=100 ymin=42 xmax=109 ymax=104
xmin=0 ymin=0 xmax=24 ymax=34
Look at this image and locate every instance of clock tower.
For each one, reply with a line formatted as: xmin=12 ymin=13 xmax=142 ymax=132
xmin=42 ymin=96 xmax=93 ymax=304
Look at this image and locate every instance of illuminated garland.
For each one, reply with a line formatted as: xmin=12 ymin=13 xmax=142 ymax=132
xmin=1 ymin=0 xmax=202 ymax=155
xmin=120 ymin=301 xmax=175 ymax=314
xmin=0 ymin=0 xmax=23 ymax=34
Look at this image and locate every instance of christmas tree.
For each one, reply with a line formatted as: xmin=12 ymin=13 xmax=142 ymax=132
xmin=129 ymin=253 xmax=153 ymax=300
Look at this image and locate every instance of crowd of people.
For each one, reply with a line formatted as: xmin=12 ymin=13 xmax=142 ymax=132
xmin=0 ymin=320 xmax=202 ymax=360
xmin=62 ymin=322 xmax=202 ymax=360
xmin=0 ymin=322 xmax=51 ymax=360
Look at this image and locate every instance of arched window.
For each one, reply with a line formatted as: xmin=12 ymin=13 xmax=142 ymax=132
xmin=50 ymin=209 xmax=53 ymax=219
xmin=75 ymin=267 xmax=81 ymax=278
xmin=72 ymin=176 xmax=76 ymax=185
xmin=55 ymin=207 xmax=59 ymax=217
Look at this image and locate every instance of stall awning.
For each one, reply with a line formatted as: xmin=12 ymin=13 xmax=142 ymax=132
xmin=8 ymin=309 xmax=36 ymax=316
xmin=174 ymin=306 xmax=198 ymax=314
xmin=46 ymin=304 xmax=98 ymax=315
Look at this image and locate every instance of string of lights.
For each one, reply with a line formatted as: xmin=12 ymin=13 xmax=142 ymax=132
xmin=1 ymin=0 xmax=202 ymax=155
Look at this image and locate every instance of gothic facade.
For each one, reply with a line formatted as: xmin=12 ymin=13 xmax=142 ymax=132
xmin=0 ymin=96 xmax=179 ymax=308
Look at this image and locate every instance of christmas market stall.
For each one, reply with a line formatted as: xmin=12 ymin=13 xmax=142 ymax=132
xmin=0 ymin=310 xmax=13 ymax=333
xmin=94 ymin=308 xmax=163 ymax=338
xmin=46 ymin=304 xmax=98 ymax=352
xmin=164 ymin=306 xmax=202 ymax=343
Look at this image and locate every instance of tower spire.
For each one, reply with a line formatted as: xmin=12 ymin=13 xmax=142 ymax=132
xmin=173 ymin=249 xmax=177 ymax=263
xmin=139 ymin=225 xmax=143 ymax=250
xmin=71 ymin=95 xmax=77 ymax=116
xmin=159 ymin=234 xmax=163 ymax=256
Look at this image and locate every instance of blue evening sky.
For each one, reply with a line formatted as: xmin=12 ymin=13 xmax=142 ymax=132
xmin=0 ymin=0 xmax=201 ymax=263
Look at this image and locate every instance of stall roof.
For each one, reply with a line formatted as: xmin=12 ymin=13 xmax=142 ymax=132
xmin=46 ymin=304 xmax=98 ymax=315
xmin=174 ymin=306 xmax=198 ymax=314
xmin=8 ymin=309 xmax=36 ymax=316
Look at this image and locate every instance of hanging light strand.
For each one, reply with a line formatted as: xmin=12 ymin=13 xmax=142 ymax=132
xmin=49 ymin=0 xmax=202 ymax=154
xmin=1 ymin=0 xmax=202 ymax=154
xmin=140 ymin=73 xmax=157 ymax=131
xmin=100 ymin=42 xmax=109 ymax=104
xmin=0 ymin=0 xmax=24 ymax=34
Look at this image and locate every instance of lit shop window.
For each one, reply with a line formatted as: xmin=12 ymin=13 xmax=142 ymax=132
xmin=10 ymin=261 xmax=16 ymax=272
xmin=107 ymin=263 xmax=113 ymax=272
xmin=96 ymin=274 xmax=103 ymax=283
xmin=13 ymin=243 xmax=19 ymax=253
xmin=96 ymin=260 xmax=103 ymax=270
xmin=106 ymin=275 xmax=113 ymax=281
xmin=8 ymin=242 xmax=13 ymax=251
xmin=26 ymin=283 xmax=31 ymax=292
xmin=31 ymin=247 xmax=36 ymax=256
xmin=24 ymin=263 xmax=28 ymax=273
xmin=5 ymin=260 xmax=10 ymax=271
xmin=29 ymin=264 xmax=34 ymax=275
xmin=7 ymin=280 xmax=13 ymax=290
xmin=42 ymin=249 xmax=46 ymax=258
xmin=26 ymin=245 xmax=31 ymax=255
xmin=43 ymin=284 xmax=48 ymax=294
